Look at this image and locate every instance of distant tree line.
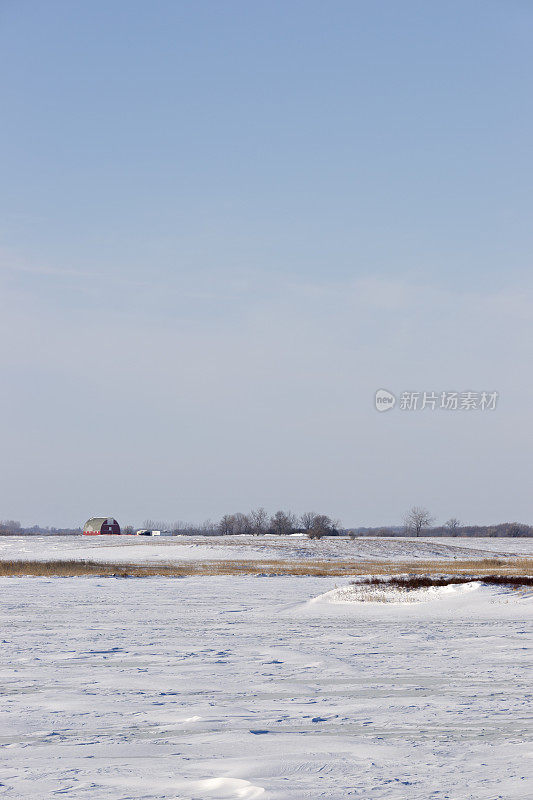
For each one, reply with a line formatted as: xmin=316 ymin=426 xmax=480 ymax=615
xmin=217 ymin=509 xmax=341 ymax=538
xmin=2 ymin=509 xmax=533 ymax=537
xmin=0 ymin=520 xmax=81 ymax=536
xmin=346 ymin=507 xmax=533 ymax=538
xmin=139 ymin=519 xmax=219 ymax=536
xmin=350 ymin=524 xmax=533 ymax=538
xmin=123 ymin=511 xmax=341 ymax=538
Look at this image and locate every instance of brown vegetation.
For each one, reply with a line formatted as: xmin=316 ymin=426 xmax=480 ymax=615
xmin=354 ymin=574 xmax=533 ymax=589
xmin=0 ymin=556 xmax=531 ymax=579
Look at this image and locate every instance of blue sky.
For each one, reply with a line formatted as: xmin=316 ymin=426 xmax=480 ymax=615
xmin=1 ymin=1 xmax=532 ymax=527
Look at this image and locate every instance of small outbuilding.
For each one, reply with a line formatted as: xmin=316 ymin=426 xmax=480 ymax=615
xmin=83 ymin=517 xmax=121 ymax=535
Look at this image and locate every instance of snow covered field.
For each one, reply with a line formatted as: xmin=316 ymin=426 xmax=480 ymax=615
xmin=1 ymin=535 xmax=533 ymax=565
xmin=1 ymin=575 xmax=532 ymax=799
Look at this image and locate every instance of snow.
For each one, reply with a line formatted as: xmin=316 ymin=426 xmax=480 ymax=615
xmin=1 ymin=574 xmax=531 ymax=799
xmin=1 ymin=534 xmax=532 ymax=564
xmin=311 ymin=580 xmax=484 ymax=605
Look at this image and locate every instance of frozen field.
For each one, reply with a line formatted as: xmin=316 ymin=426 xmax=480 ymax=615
xmin=1 ymin=575 xmax=532 ymax=799
xmin=1 ymin=535 xmax=533 ymax=565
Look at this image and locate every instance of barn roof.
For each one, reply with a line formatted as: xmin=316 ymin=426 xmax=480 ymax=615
xmin=84 ymin=517 xmax=117 ymax=530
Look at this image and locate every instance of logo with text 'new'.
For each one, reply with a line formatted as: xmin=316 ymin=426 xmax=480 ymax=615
xmin=375 ymin=389 xmax=396 ymax=412
xmin=374 ymin=389 xmax=498 ymax=412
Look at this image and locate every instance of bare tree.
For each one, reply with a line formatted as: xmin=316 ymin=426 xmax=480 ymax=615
xmin=0 ymin=520 xmax=21 ymax=535
xmin=505 ymin=522 xmax=526 ymax=537
xmin=250 ymin=507 xmax=268 ymax=536
xmin=218 ymin=514 xmax=235 ymax=535
xmin=311 ymin=515 xmax=333 ymax=536
xmin=269 ymin=510 xmax=297 ymax=535
xmin=306 ymin=514 xmax=341 ymax=539
xmin=170 ymin=520 xmax=186 ymax=533
xmin=232 ymin=513 xmax=252 ymax=535
xmin=444 ymin=517 xmax=461 ymax=533
xmin=403 ymin=506 xmax=434 ymax=537
xmin=300 ymin=511 xmax=318 ymax=531
xmin=200 ymin=519 xmax=218 ymax=534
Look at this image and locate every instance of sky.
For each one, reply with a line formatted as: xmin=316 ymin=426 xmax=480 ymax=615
xmin=1 ymin=0 xmax=532 ymax=528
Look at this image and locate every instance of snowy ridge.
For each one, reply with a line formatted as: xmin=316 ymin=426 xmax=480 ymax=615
xmin=1 ymin=534 xmax=532 ymax=564
xmin=311 ymin=580 xmax=482 ymax=604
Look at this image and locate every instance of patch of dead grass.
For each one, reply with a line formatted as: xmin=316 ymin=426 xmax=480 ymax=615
xmin=354 ymin=574 xmax=533 ymax=589
xmin=0 ymin=556 xmax=532 ymax=578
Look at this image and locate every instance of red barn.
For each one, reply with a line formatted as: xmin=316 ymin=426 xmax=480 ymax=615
xmin=83 ymin=517 xmax=121 ymax=535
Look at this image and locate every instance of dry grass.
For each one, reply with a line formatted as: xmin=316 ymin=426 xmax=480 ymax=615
xmin=354 ymin=574 xmax=533 ymax=589
xmin=0 ymin=556 xmax=532 ymax=578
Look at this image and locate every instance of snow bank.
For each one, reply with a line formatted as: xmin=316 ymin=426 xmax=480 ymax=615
xmin=311 ymin=580 xmax=482 ymax=605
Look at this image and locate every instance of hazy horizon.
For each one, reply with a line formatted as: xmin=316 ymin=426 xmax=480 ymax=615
xmin=1 ymin=1 xmax=532 ymax=528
